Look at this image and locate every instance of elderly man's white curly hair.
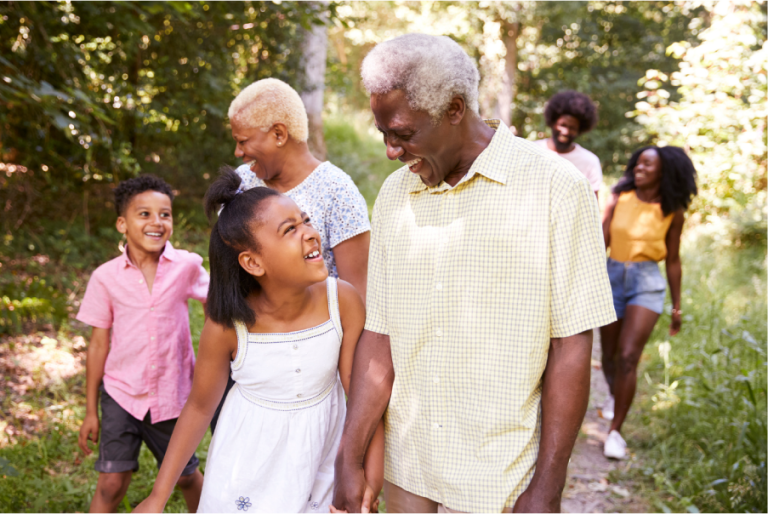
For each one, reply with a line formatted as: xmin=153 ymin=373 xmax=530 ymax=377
xmin=228 ymin=78 xmax=309 ymax=142
xmin=361 ymin=34 xmax=480 ymax=121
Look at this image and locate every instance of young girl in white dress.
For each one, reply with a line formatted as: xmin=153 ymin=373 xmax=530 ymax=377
xmin=135 ymin=168 xmax=382 ymax=513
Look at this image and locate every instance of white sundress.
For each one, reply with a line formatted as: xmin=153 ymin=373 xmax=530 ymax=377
xmin=198 ymin=278 xmax=346 ymax=513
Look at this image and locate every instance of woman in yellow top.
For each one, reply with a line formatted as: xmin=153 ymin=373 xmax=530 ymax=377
xmin=600 ymin=146 xmax=697 ymax=460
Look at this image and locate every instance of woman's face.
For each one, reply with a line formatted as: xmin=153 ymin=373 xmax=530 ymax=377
xmin=231 ymin=119 xmax=280 ymax=181
xmin=633 ymin=148 xmax=662 ymax=189
xmin=247 ymin=195 xmax=328 ymax=287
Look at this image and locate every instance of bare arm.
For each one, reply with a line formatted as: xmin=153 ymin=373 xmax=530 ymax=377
xmin=601 ymin=193 xmax=619 ymax=250
xmin=78 ymin=327 xmax=110 ymax=455
xmin=336 ymin=280 xmax=385 ymax=508
xmin=134 ymin=319 xmax=236 ymax=512
xmin=333 ymin=231 xmax=370 ymax=305
xmin=333 ymin=330 xmax=394 ymax=512
xmin=665 ymin=210 xmax=685 ymax=335
xmin=513 ymin=329 xmax=593 ymax=512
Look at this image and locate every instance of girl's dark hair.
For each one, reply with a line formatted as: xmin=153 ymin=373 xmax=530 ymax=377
xmin=613 ymin=146 xmax=698 ymax=216
xmin=203 ymin=166 xmax=280 ymax=327
xmin=544 ymin=90 xmax=598 ymax=134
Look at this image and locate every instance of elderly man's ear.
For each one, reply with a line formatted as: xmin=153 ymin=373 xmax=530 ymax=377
xmin=446 ymin=95 xmax=467 ymax=126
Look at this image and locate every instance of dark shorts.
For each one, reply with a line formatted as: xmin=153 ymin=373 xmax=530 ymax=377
xmin=95 ymin=385 xmax=199 ymax=475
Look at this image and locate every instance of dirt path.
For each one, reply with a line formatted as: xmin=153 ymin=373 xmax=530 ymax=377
xmin=561 ymin=331 xmax=650 ymax=513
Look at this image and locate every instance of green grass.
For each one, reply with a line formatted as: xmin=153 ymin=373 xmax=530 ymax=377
xmin=616 ymin=235 xmax=767 ymax=513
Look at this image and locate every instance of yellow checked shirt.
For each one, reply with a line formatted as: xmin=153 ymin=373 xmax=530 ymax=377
xmin=365 ymin=120 xmax=616 ymax=512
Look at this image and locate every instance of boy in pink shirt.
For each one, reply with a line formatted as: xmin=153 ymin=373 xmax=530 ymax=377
xmin=76 ymin=175 xmax=208 ymax=512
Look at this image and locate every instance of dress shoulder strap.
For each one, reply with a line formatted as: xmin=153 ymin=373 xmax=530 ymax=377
xmin=231 ymin=319 xmax=248 ymax=371
xmin=326 ymin=277 xmax=343 ymax=342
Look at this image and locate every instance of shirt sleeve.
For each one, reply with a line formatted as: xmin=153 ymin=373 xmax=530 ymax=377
xmin=363 ymin=196 xmax=388 ymax=335
xmin=75 ymin=269 xmax=114 ymax=329
xmin=549 ymin=175 xmax=616 ymax=338
xmin=187 ymin=254 xmax=210 ymax=303
xmin=327 ymin=172 xmax=371 ymax=248
xmin=587 ymin=156 xmax=603 ymax=192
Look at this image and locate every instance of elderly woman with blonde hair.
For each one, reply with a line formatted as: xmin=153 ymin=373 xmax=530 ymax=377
xmin=228 ymin=78 xmax=371 ymax=290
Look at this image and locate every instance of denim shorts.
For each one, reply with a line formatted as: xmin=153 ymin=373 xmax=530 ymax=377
xmin=606 ymin=257 xmax=666 ymax=319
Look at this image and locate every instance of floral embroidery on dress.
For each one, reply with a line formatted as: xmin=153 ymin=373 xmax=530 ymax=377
xmin=235 ymin=496 xmax=252 ymax=511
xmin=310 ymin=501 xmax=320 ymax=510
xmin=235 ymin=162 xmax=370 ymax=277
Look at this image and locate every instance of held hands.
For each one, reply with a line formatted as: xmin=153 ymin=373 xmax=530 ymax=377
xmin=330 ymin=481 xmax=379 ymax=513
xmin=669 ymin=309 xmax=682 ymax=336
xmin=78 ymin=413 xmax=100 ymax=455
xmin=331 ymin=463 xmax=379 ymax=513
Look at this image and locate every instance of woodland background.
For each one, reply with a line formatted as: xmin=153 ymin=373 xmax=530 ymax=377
xmin=0 ymin=1 xmax=765 ymax=512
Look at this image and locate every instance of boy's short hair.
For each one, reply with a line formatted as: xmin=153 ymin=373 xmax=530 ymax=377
xmin=114 ymin=175 xmax=175 ymax=216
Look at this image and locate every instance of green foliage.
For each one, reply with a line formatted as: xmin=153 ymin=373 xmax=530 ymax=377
xmin=324 ymin=113 xmax=395 ymax=212
xmin=512 ymin=1 xmax=702 ymax=177
xmin=0 ymin=0 xmax=331 ymax=243
xmin=633 ymin=0 xmax=767 ymax=246
xmin=628 ymin=237 xmax=766 ymax=513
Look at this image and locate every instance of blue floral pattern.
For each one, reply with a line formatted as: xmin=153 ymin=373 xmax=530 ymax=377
xmin=236 ymin=162 xmax=371 ymax=277
xmin=235 ymin=496 xmax=252 ymax=511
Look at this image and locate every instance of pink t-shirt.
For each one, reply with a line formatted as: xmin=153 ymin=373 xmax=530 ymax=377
xmin=535 ymin=139 xmax=602 ymax=192
xmin=76 ymin=242 xmax=209 ymax=423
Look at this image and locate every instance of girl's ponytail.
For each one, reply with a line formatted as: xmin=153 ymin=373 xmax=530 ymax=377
xmin=204 ymin=166 xmax=280 ymax=327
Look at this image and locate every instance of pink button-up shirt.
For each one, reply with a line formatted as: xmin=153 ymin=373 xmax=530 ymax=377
xmin=76 ymin=242 xmax=209 ymax=423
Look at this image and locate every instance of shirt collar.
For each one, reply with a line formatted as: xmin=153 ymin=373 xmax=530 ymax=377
xmin=408 ymin=119 xmax=512 ymax=194
xmin=122 ymin=240 xmax=176 ymax=268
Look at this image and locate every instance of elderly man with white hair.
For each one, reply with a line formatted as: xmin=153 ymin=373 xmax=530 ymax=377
xmin=332 ymin=34 xmax=615 ymax=513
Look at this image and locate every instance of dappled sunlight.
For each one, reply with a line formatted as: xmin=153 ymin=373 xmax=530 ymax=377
xmin=0 ymin=332 xmax=85 ymax=448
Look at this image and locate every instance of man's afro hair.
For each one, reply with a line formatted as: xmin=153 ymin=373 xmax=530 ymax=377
xmin=114 ymin=175 xmax=174 ymax=216
xmin=544 ymin=90 xmax=598 ymax=134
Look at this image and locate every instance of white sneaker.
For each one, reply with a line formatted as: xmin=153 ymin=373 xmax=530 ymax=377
xmin=601 ymin=395 xmax=615 ymax=421
xmin=604 ymin=430 xmax=627 ymax=459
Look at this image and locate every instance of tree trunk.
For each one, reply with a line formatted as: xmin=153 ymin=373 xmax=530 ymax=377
xmin=495 ymin=21 xmax=519 ymax=129
xmin=299 ymin=20 xmax=328 ymax=160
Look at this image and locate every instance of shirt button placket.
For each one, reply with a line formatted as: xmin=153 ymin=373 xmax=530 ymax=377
xmin=292 ymin=340 xmax=303 ymax=399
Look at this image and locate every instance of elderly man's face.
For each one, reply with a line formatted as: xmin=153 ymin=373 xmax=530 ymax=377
xmin=371 ymin=89 xmax=461 ymax=187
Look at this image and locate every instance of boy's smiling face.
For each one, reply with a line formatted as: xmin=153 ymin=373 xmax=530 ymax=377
xmin=116 ymin=190 xmax=173 ymax=256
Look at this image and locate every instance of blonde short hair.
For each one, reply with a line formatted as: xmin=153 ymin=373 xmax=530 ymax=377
xmin=228 ymin=78 xmax=309 ymax=143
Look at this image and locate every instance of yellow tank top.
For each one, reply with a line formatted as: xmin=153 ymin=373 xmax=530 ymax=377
xmin=609 ymin=190 xmax=673 ymax=262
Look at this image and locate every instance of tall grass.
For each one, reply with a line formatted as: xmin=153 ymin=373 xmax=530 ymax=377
xmin=626 ymin=233 xmax=767 ymax=513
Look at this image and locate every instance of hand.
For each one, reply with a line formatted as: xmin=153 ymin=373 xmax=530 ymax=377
xmin=331 ymin=460 xmax=368 ymax=513
xmin=512 ymin=483 xmax=560 ymax=513
xmin=78 ymin=413 xmax=100 ymax=455
xmin=669 ymin=309 xmax=682 ymax=336
xmin=329 ymin=484 xmax=377 ymax=514
xmin=133 ymin=494 xmax=166 ymax=513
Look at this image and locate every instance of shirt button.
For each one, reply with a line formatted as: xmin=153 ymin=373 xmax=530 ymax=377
xmin=150 ymin=307 xmax=154 ymax=312
xmin=150 ymin=337 xmax=155 ymax=340
xmin=435 ymin=328 xmax=443 ymax=337
xmin=435 ymin=282 xmax=442 ymax=291
xmin=149 ymin=391 xmax=155 ymax=396
xmin=151 ymin=365 xmax=156 ymax=370
xmin=139 ymin=279 xmax=143 ymax=284
xmin=433 ymin=376 xmax=440 ymax=383
xmin=295 ymin=368 xmax=301 ymax=374
xmin=433 ymin=423 xmax=440 ymax=429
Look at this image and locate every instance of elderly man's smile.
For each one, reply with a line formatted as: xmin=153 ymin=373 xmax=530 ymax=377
xmin=406 ymin=158 xmax=424 ymax=174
